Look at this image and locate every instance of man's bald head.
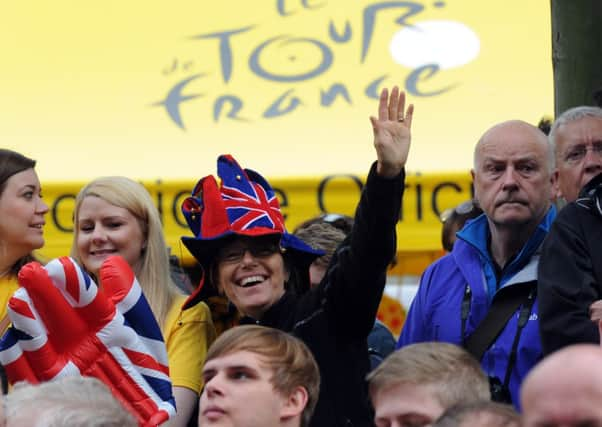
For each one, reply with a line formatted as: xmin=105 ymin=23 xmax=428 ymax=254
xmin=471 ymin=119 xmax=554 ymax=233
xmin=521 ymin=344 xmax=602 ymax=427
xmin=474 ymin=120 xmax=552 ymax=172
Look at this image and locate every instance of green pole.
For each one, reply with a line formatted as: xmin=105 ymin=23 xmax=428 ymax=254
xmin=551 ymin=0 xmax=602 ymax=116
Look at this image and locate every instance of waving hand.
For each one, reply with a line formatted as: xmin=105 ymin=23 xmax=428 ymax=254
xmin=370 ymin=86 xmax=414 ymax=178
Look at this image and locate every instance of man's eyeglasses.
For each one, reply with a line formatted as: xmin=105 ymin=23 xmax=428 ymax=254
xmin=217 ymin=239 xmax=281 ymax=263
xmin=563 ymin=142 xmax=602 ymax=165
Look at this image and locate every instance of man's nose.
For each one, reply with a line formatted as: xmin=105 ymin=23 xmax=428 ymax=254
xmin=583 ymin=147 xmax=602 ymax=174
xmin=501 ymin=167 xmax=519 ymax=190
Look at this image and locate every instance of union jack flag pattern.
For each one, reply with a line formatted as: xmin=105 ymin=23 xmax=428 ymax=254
xmin=219 ymin=155 xmax=286 ymax=233
xmin=0 ymin=256 xmax=176 ymax=427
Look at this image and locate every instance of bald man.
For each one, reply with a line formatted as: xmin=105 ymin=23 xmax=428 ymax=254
xmin=398 ymin=120 xmax=556 ymax=407
xmin=521 ymin=344 xmax=602 ymax=427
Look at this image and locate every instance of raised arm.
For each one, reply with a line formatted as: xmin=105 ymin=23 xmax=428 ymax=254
xmin=321 ymin=87 xmax=413 ymax=337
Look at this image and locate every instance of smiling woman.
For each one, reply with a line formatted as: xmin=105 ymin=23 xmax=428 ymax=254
xmin=69 ymin=176 xmax=217 ymax=427
xmin=0 ymin=149 xmax=49 ymax=321
xmin=180 ymin=86 xmax=413 ymax=427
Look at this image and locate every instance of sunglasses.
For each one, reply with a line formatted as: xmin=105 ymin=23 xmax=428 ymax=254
xmin=217 ymin=238 xmax=281 ymax=263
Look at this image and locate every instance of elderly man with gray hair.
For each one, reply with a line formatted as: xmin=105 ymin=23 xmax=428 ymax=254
xmin=3 ymin=376 xmax=137 ymax=427
xmin=548 ymin=105 xmax=602 ymax=204
xmin=538 ymin=106 xmax=602 ymax=355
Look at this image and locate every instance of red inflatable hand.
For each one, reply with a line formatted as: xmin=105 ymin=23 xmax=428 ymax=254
xmin=0 ymin=256 xmax=176 ymax=427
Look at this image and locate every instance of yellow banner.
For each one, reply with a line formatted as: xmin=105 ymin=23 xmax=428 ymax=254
xmin=3 ymin=1 xmax=552 ymax=181
xmin=39 ymin=171 xmax=472 ymax=273
xmin=4 ymin=1 xmax=551 ymax=273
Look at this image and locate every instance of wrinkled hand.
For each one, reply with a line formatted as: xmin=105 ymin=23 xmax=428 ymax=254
xmin=0 ymin=256 xmax=176 ymax=427
xmin=370 ymin=86 xmax=414 ymax=178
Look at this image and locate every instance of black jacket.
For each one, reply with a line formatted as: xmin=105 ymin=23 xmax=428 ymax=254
xmin=241 ymin=163 xmax=403 ymax=427
xmin=538 ymin=174 xmax=602 ymax=355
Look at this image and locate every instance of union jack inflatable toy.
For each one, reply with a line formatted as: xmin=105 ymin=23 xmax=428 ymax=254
xmin=0 ymin=256 xmax=176 ymax=426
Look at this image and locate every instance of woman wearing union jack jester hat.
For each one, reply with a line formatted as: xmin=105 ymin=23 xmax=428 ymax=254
xmin=181 ymin=86 xmax=414 ymax=427
xmin=70 ymin=176 xmax=216 ymax=427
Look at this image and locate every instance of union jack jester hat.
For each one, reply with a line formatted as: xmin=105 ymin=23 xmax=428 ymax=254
xmin=181 ymin=154 xmax=323 ymax=272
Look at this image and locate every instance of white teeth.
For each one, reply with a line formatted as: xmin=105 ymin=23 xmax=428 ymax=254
xmin=91 ymin=250 xmax=114 ymax=255
xmin=240 ymin=276 xmax=265 ymax=287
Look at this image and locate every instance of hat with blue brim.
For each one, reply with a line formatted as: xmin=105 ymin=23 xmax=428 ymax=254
xmin=180 ymin=155 xmax=324 ymax=305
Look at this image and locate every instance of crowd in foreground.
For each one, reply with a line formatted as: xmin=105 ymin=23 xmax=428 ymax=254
xmin=0 ymin=87 xmax=601 ymax=427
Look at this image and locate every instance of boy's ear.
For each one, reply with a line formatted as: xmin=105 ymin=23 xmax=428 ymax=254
xmin=279 ymin=386 xmax=309 ymax=421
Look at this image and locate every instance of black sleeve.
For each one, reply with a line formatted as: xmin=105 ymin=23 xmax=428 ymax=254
xmin=322 ymin=162 xmax=404 ymax=339
xmin=538 ymin=204 xmax=601 ymax=355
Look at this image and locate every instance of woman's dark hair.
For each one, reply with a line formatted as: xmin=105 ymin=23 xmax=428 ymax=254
xmin=0 ymin=149 xmax=36 ymax=196
xmin=0 ymin=149 xmax=38 ymax=276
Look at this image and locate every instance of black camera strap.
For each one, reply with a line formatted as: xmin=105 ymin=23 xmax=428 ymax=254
xmin=502 ymin=287 xmax=536 ymax=389
xmin=463 ymin=282 xmax=536 ymax=361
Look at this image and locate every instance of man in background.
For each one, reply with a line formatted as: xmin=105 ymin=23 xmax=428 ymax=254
xmin=367 ymin=342 xmax=489 ymax=427
xmin=4 ymin=376 xmax=137 ymax=427
xmin=398 ymin=120 xmax=555 ymax=406
xmin=538 ymin=106 xmax=602 ymax=354
xmin=521 ymin=344 xmax=602 ymax=427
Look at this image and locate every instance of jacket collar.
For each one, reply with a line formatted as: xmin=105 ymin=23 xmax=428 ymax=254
xmin=239 ymin=291 xmax=293 ymax=326
xmin=455 ymin=206 xmax=556 ymax=298
xmin=457 ymin=206 xmax=556 ymax=268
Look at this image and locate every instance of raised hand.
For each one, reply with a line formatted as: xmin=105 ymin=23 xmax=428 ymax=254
xmin=0 ymin=256 xmax=176 ymax=427
xmin=369 ymin=86 xmax=414 ymax=178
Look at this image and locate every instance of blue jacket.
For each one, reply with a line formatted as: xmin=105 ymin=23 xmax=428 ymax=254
xmin=397 ymin=207 xmax=556 ymax=408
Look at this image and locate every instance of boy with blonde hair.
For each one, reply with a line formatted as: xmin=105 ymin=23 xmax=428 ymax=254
xmin=368 ymin=342 xmax=489 ymax=427
xmin=199 ymin=325 xmax=320 ymax=427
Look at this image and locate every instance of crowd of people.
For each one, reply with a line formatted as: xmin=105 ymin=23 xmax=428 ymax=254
xmin=0 ymin=87 xmax=601 ymax=427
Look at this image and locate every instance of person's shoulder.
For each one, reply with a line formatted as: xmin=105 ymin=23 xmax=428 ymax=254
xmin=416 ymin=253 xmax=464 ymax=296
xmin=556 ymin=200 xmax=599 ymax=229
xmin=424 ymin=250 xmax=462 ymax=274
xmin=171 ymin=294 xmax=212 ymax=323
xmin=559 ymin=200 xmax=584 ymax=216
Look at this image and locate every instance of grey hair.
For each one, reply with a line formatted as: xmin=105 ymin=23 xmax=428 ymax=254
xmin=549 ymin=106 xmax=602 ymax=167
xmin=4 ymin=376 xmax=137 ymax=427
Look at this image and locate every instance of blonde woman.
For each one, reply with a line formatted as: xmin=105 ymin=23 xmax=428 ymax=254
xmin=71 ymin=176 xmax=216 ymax=427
